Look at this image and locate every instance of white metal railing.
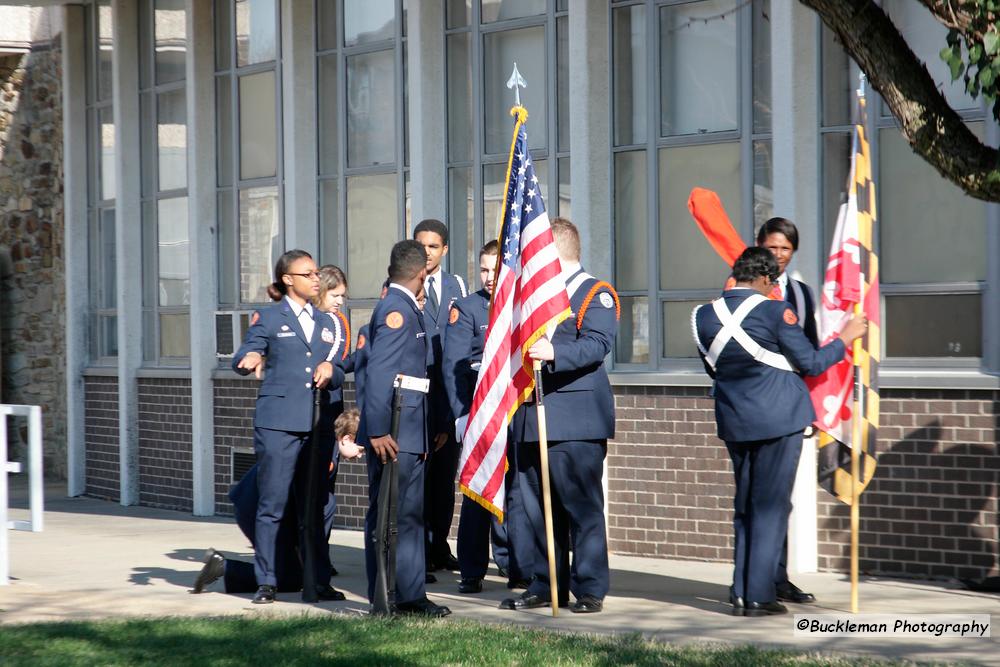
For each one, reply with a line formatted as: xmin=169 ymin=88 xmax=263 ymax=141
xmin=1 ymin=404 xmax=43 ymax=585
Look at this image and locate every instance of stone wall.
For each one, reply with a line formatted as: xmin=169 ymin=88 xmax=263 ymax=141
xmin=0 ymin=43 xmax=65 ymax=478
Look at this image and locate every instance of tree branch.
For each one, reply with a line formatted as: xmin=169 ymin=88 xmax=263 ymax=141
xmin=799 ymin=0 xmax=1000 ymax=203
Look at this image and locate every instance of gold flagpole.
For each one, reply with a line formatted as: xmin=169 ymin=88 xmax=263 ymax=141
xmin=534 ymin=360 xmax=560 ymax=617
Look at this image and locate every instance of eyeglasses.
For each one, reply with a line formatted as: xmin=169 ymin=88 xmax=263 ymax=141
xmin=287 ymin=271 xmax=320 ymax=280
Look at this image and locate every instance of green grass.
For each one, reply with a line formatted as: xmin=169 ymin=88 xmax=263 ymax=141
xmin=0 ymin=615 xmax=928 ymax=667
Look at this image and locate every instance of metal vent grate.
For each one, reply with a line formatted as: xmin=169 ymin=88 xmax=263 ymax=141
xmin=231 ymin=447 xmax=256 ymax=483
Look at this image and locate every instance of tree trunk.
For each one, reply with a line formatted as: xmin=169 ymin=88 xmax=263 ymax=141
xmin=799 ymin=0 xmax=1000 ymax=203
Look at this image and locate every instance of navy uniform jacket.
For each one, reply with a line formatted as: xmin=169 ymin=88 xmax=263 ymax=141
xmin=232 ymin=299 xmax=344 ymax=432
xmin=318 ymin=310 xmax=350 ymax=435
xmin=694 ymin=288 xmax=845 ymax=443
xmin=424 ymin=271 xmax=467 ymax=434
xmin=442 ymin=288 xmax=489 ymax=420
xmin=783 ymin=276 xmax=818 ymax=348
xmin=348 ymin=324 xmax=371 ymax=414
xmin=512 ymin=271 xmax=618 ymax=443
xmin=357 ymin=287 xmax=429 ymax=455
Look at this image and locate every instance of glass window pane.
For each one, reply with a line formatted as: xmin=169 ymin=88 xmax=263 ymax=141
xmin=100 ymin=106 xmax=116 ymax=201
xmin=349 ymin=307 xmax=374 ymax=346
xmin=614 ymin=151 xmax=647 ymax=291
xmin=239 ymin=185 xmax=281 ymax=303
xmin=217 ymin=78 xmax=233 ymax=187
xmin=884 ymin=0 xmax=978 ymax=111
xmin=141 ymin=201 xmax=156 ymax=309
xmin=215 ymin=0 xmax=231 ymax=71
xmin=158 ymin=197 xmax=190 ymax=307
xmin=447 ymin=33 xmax=472 ymax=163
xmin=483 ymin=163 xmax=505 ymax=243
xmin=662 ymin=300 xmax=702 ymax=358
xmin=879 ymin=125 xmax=986 ymax=283
xmin=347 ymin=174 xmax=398 ymax=299
xmin=101 ymin=315 xmax=119 ymax=358
xmin=660 ymin=0 xmax=738 ymax=136
xmin=484 ymin=26 xmax=546 ymax=154
xmin=616 ymin=296 xmax=649 ymax=364
xmin=659 ymin=142 xmax=741 ymax=290
xmin=404 ymin=171 xmax=412 ymax=234
xmin=752 ymin=0 xmax=771 ymax=133
xmin=318 ymin=54 xmax=339 ymax=175
xmin=885 ymin=294 xmax=981 ymax=357
xmin=613 ymin=5 xmax=646 ymax=147
xmin=97 ymin=0 xmax=113 ymax=102
xmin=218 ymin=191 xmax=237 ymax=304
xmin=155 ymin=0 xmax=187 ymax=84
xmin=320 ymin=179 xmax=340 ymax=266
xmin=821 ymin=132 xmax=851 ymax=252
xmin=821 ymin=24 xmax=850 ymax=127
xmin=317 ymin=0 xmax=338 ymax=51
xmin=449 ymin=167 xmax=475 ymax=285
xmin=753 ymin=140 xmax=772 ymax=230
xmin=447 ymin=0 xmax=471 ymax=29
xmin=558 ymin=157 xmax=571 ymax=220
xmin=481 ymin=0 xmax=545 ymax=24
xmin=557 ymin=16 xmax=569 ymax=153
xmin=158 ymin=88 xmax=187 ymax=191
xmin=100 ymin=208 xmax=117 ymax=309
xmin=239 ymin=70 xmax=277 ymax=180
xmin=236 ymin=0 xmax=277 ymax=67
xmin=347 ymin=50 xmax=396 ymax=167
xmin=344 ymin=0 xmax=395 ymax=47
xmin=160 ymin=313 xmax=191 ymax=357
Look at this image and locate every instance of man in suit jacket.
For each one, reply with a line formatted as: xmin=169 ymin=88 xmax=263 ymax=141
xmin=232 ymin=250 xmax=346 ymax=604
xmin=757 ymin=217 xmax=819 ymax=603
xmin=414 ymin=219 xmax=468 ymax=572
xmin=694 ymin=247 xmax=866 ymax=617
xmin=359 ymin=240 xmax=451 ymax=618
xmin=500 ymin=218 xmax=619 ymax=615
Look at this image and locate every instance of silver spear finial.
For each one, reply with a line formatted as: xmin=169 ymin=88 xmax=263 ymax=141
xmin=506 ymin=62 xmax=527 ymax=107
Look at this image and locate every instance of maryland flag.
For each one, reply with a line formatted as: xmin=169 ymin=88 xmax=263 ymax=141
xmin=805 ymin=92 xmax=880 ymax=505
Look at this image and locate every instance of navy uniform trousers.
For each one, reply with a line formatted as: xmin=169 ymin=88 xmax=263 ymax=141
xmin=359 ymin=286 xmax=431 ymax=605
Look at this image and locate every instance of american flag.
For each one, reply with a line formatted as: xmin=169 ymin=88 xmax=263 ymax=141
xmin=458 ymin=113 xmax=571 ymax=520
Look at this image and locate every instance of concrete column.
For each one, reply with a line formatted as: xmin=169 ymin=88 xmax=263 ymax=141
xmin=568 ymin=1 xmax=611 ymax=279
xmin=280 ymin=0 xmax=317 ymax=254
xmin=407 ymin=0 xmax=446 ymax=225
xmin=112 ymin=0 xmax=142 ymax=506
xmin=62 ymin=4 xmax=88 ymax=498
xmin=186 ymin=0 xmax=217 ymax=516
xmin=772 ymin=2 xmax=821 ymax=574
xmin=984 ymin=119 xmax=1000 ymax=376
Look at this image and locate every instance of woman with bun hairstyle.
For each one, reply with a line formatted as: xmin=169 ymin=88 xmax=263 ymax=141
xmin=232 ymin=249 xmax=346 ymax=604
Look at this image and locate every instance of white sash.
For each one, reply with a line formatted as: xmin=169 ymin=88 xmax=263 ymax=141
xmin=692 ymin=294 xmax=795 ymax=373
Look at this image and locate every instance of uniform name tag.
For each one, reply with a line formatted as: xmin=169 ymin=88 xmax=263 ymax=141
xmin=276 ymin=331 xmax=296 ymax=338
xmin=416 ymin=332 xmax=426 ymax=338
xmin=479 ymin=324 xmax=488 ymax=330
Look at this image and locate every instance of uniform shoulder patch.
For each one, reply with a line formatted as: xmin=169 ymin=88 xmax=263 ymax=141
xmin=385 ymin=311 xmax=404 ymax=329
xmin=449 ymin=307 xmax=460 ymax=325
xmin=356 ymin=334 xmax=366 ymax=350
xmin=783 ymin=308 xmax=798 ymax=325
xmin=250 ymin=311 xmax=260 ymax=326
xmin=599 ymin=292 xmax=614 ymax=309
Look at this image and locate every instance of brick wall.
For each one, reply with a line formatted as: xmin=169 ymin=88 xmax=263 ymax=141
xmin=213 ymin=378 xmax=257 ymax=514
xmin=84 ymin=376 xmax=119 ymax=501
xmin=138 ymin=378 xmax=193 ymax=511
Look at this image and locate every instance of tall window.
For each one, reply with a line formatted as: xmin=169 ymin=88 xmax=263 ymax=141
xmin=445 ymin=0 xmax=571 ymax=288
xmin=610 ymin=0 xmax=771 ymax=368
xmin=86 ymin=0 xmax=117 ymax=362
xmin=215 ymin=0 xmax=283 ymax=308
xmin=822 ymin=1 xmax=987 ymax=362
xmin=139 ymin=0 xmax=190 ymax=363
xmin=316 ymin=0 xmax=409 ymax=337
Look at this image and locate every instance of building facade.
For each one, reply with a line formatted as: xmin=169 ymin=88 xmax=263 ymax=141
xmin=0 ymin=0 xmax=997 ymax=581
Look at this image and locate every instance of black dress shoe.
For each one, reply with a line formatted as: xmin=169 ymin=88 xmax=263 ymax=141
xmin=496 ymin=566 xmax=508 ymax=579
xmin=252 ymin=585 xmax=276 ymax=604
xmin=329 ymin=566 xmax=339 ymax=577
xmin=499 ymin=592 xmax=567 ymax=610
xmin=425 ymin=573 xmax=438 ymax=584
xmin=315 ymin=585 xmax=346 ymax=601
xmin=571 ymin=595 xmax=603 ymax=613
xmin=458 ymin=577 xmax=483 ymax=594
xmin=743 ymin=600 xmax=788 ymax=617
xmin=507 ymin=578 xmax=532 ymax=590
xmin=395 ymin=597 xmax=452 ymax=618
xmin=435 ymin=553 xmax=460 ymax=572
xmin=775 ymin=581 xmax=816 ymax=604
xmin=729 ymin=586 xmax=745 ymax=617
xmin=193 ymin=548 xmax=225 ymax=593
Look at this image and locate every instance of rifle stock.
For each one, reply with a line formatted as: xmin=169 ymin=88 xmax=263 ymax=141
xmin=372 ymin=384 xmax=405 ymax=615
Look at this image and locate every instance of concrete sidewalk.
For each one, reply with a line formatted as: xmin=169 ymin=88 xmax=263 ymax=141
xmin=3 ymin=484 xmax=998 ymax=665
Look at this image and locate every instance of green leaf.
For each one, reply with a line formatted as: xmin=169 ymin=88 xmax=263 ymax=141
xmin=949 ymin=54 xmax=965 ymax=81
xmin=940 ymin=45 xmax=955 ymax=64
xmin=985 ymin=31 xmax=1000 ymax=56
xmin=970 ymin=44 xmax=983 ymax=64
xmin=967 ymin=76 xmax=981 ymax=96
xmin=979 ymin=66 xmax=996 ymax=89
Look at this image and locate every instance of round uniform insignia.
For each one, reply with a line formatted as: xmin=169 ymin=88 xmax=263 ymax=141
xmin=449 ymin=307 xmax=460 ymax=325
xmin=357 ymin=334 xmax=366 ymax=350
xmin=250 ymin=311 xmax=260 ymax=326
xmin=386 ymin=311 xmax=404 ymax=329
xmin=321 ymin=327 xmax=334 ymax=343
xmin=783 ymin=308 xmax=798 ymax=325
xmin=599 ymin=292 xmax=614 ymax=309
